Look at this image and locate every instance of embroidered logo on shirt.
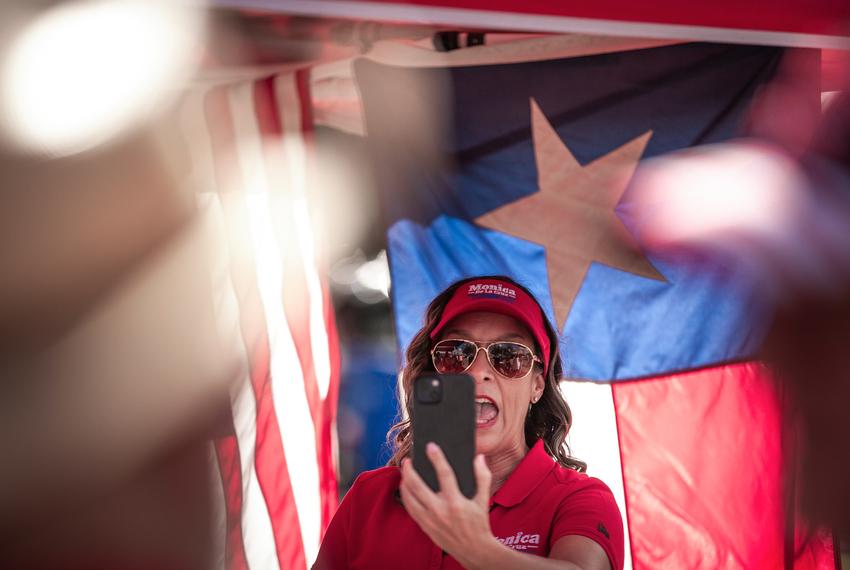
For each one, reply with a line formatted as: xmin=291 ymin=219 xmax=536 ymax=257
xmin=597 ymin=522 xmax=610 ymax=539
xmin=495 ymin=530 xmax=540 ymax=551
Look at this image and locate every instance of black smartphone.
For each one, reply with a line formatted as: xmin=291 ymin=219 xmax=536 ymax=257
xmin=412 ymin=373 xmax=476 ymax=498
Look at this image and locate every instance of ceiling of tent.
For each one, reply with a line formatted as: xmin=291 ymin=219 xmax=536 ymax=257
xmin=212 ymin=0 xmax=850 ymax=49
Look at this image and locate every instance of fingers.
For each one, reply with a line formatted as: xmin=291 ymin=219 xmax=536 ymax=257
xmin=400 ymin=459 xmax=451 ymax=545
xmin=399 ymin=453 xmax=494 ymax=557
xmin=426 ymin=442 xmax=460 ymax=497
xmin=399 ymin=460 xmax=430 ymax=516
xmin=473 ymin=454 xmax=492 ymax=508
xmin=400 ymin=457 xmax=438 ymax=513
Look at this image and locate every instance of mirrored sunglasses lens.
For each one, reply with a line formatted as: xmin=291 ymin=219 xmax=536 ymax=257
xmin=488 ymin=343 xmax=534 ymax=378
xmin=432 ymin=340 xmax=476 ymax=373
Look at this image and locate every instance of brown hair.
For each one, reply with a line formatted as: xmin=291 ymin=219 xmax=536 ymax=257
xmin=386 ymin=275 xmax=586 ymax=472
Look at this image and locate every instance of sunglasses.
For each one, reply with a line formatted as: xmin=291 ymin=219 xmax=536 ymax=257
xmin=430 ymin=338 xmax=542 ymax=379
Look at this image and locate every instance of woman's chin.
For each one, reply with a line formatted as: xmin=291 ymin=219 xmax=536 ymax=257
xmin=474 ymin=429 xmax=501 ymax=456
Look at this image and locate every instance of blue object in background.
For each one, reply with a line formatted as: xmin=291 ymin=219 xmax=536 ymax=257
xmin=337 ymin=340 xmax=399 ymax=491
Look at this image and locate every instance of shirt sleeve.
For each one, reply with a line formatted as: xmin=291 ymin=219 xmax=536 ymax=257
xmin=549 ymin=479 xmax=625 ymax=570
xmin=312 ymin=479 xmax=355 ymax=570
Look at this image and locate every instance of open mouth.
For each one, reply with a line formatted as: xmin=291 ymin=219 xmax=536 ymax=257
xmin=475 ymin=396 xmax=499 ymax=427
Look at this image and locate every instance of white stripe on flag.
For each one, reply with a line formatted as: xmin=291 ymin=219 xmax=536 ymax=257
xmin=207 ymin=188 xmax=280 ymax=570
xmin=196 ymin=189 xmax=230 ymax=570
xmin=231 ymin=354 xmax=282 ymax=570
xmin=229 ymin=81 xmax=323 ymax=568
xmin=182 ymin=87 xmax=279 ymax=570
xmin=561 ymin=380 xmax=633 ymax=570
xmin=207 ymin=439 xmax=228 ymax=570
xmin=275 ymin=74 xmax=333 ymax=401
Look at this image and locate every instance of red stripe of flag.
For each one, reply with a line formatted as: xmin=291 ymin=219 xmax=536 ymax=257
xmin=255 ymin=72 xmax=341 ymax=539
xmin=296 ymin=66 xmax=341 ymax=534
xmin=213 ymin=434 xmax=249 ymax=570
xmin=612 ymin=362 xmax=834 ymax=568
xmin=319 ymin=287 xmax=341 ymax=537
xmin=254 ymin=77 xmax=330 ymax=549
xmin=205 ymin=82 xmax=307 ymax=569
xmin=295 ymin=69 xmax=315 ymax=134
xmin=253 ymin=76 xmax=323 ymax=429
xmin=204 ymin=86 xmax=249 ymax=570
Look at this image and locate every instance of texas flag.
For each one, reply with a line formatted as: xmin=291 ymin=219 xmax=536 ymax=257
xmin=354 ymin=42 xmax=837 ymax=568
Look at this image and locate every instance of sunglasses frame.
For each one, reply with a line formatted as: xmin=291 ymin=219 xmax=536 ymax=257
xmin=430 ymin=338 xmax=543 ymax=379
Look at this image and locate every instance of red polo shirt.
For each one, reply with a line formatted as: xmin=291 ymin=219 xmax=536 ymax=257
xmin=314 ymin=440 xmax=624 ymax=569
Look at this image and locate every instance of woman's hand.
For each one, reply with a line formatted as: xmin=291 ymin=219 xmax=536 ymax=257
xmin=399 ymin=444 xmax=611 ymax=570
xmin=399 ymin=443 xmax=498 ymax=568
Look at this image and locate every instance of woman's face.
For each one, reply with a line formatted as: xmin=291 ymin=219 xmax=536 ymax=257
xmin=437 ymin=311 xmax=545 ymax=460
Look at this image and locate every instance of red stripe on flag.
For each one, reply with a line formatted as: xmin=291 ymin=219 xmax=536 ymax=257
xmin=205 ymin=83 xmax=307 ymax=570
xmin=257 ymin=70 xmax=342 ymax=543
xmin=204 ymin=87 xmax=250 ymax=570
xmin=792 ymin=528 xmax=836 ymax=570
xmin=295 ymin=67 xmax=341 ymax=533
xmin=214 ymin=434 xmax=249 ymax=570
xmin=296 ymin=69 xmax=314 ymax=135
xmin=319 ymin=289 xmax=341 ymax=536
xmin=612 ymin=362 xmax=835 ymax=569
xmin=253 ymin=76 xmax=323 ymax=430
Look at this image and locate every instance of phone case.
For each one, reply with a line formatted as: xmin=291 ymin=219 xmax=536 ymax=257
xmin=412 ymin=373 xmax=476 ymax=498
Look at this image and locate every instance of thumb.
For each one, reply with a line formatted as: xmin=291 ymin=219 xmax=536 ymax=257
xmin=473 ymin=454 xmax=492 ymax=508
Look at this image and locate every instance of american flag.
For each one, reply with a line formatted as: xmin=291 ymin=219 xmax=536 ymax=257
xmin=180 ymin=69 xmax=340 ymax=570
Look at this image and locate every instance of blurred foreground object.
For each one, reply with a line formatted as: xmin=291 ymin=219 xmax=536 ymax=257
xmin=756 ymin=91 xmax=850 ymax=538
xmin=0 ymin=119 xmax=237 ymax=567
xmin=0 ymin=0 xmax=204 ymax=156
xmin=630 ymin=61 xmax=850 ymax=535
xmin=0 ymin=1 xmax=236 ymax=560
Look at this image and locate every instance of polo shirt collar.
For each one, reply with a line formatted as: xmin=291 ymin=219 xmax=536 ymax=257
xmin=490 ymin=439 xmax=555 ymax=508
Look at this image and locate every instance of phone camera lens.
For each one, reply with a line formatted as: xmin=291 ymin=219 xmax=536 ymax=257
xmin=416 ymin=376 xmax=442 ymax=404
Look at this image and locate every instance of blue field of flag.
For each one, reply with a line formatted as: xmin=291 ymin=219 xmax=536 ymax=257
xmin=355 ymin=43 xmax=784 ymax=380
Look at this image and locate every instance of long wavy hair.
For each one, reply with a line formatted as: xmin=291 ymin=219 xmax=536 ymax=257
xmin=386 ymin=275 xmax=586 ymax=472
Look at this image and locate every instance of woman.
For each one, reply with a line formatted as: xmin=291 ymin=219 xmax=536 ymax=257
xmin=315 ymin=276 xmax=623 ymax=569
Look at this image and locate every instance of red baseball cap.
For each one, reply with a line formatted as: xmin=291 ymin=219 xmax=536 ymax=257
xmin=429 ymin=278 xmax=552 ymax=372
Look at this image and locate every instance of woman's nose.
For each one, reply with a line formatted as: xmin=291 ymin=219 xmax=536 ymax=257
xmin=467 ymin=348 xmax=494 ymax=381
